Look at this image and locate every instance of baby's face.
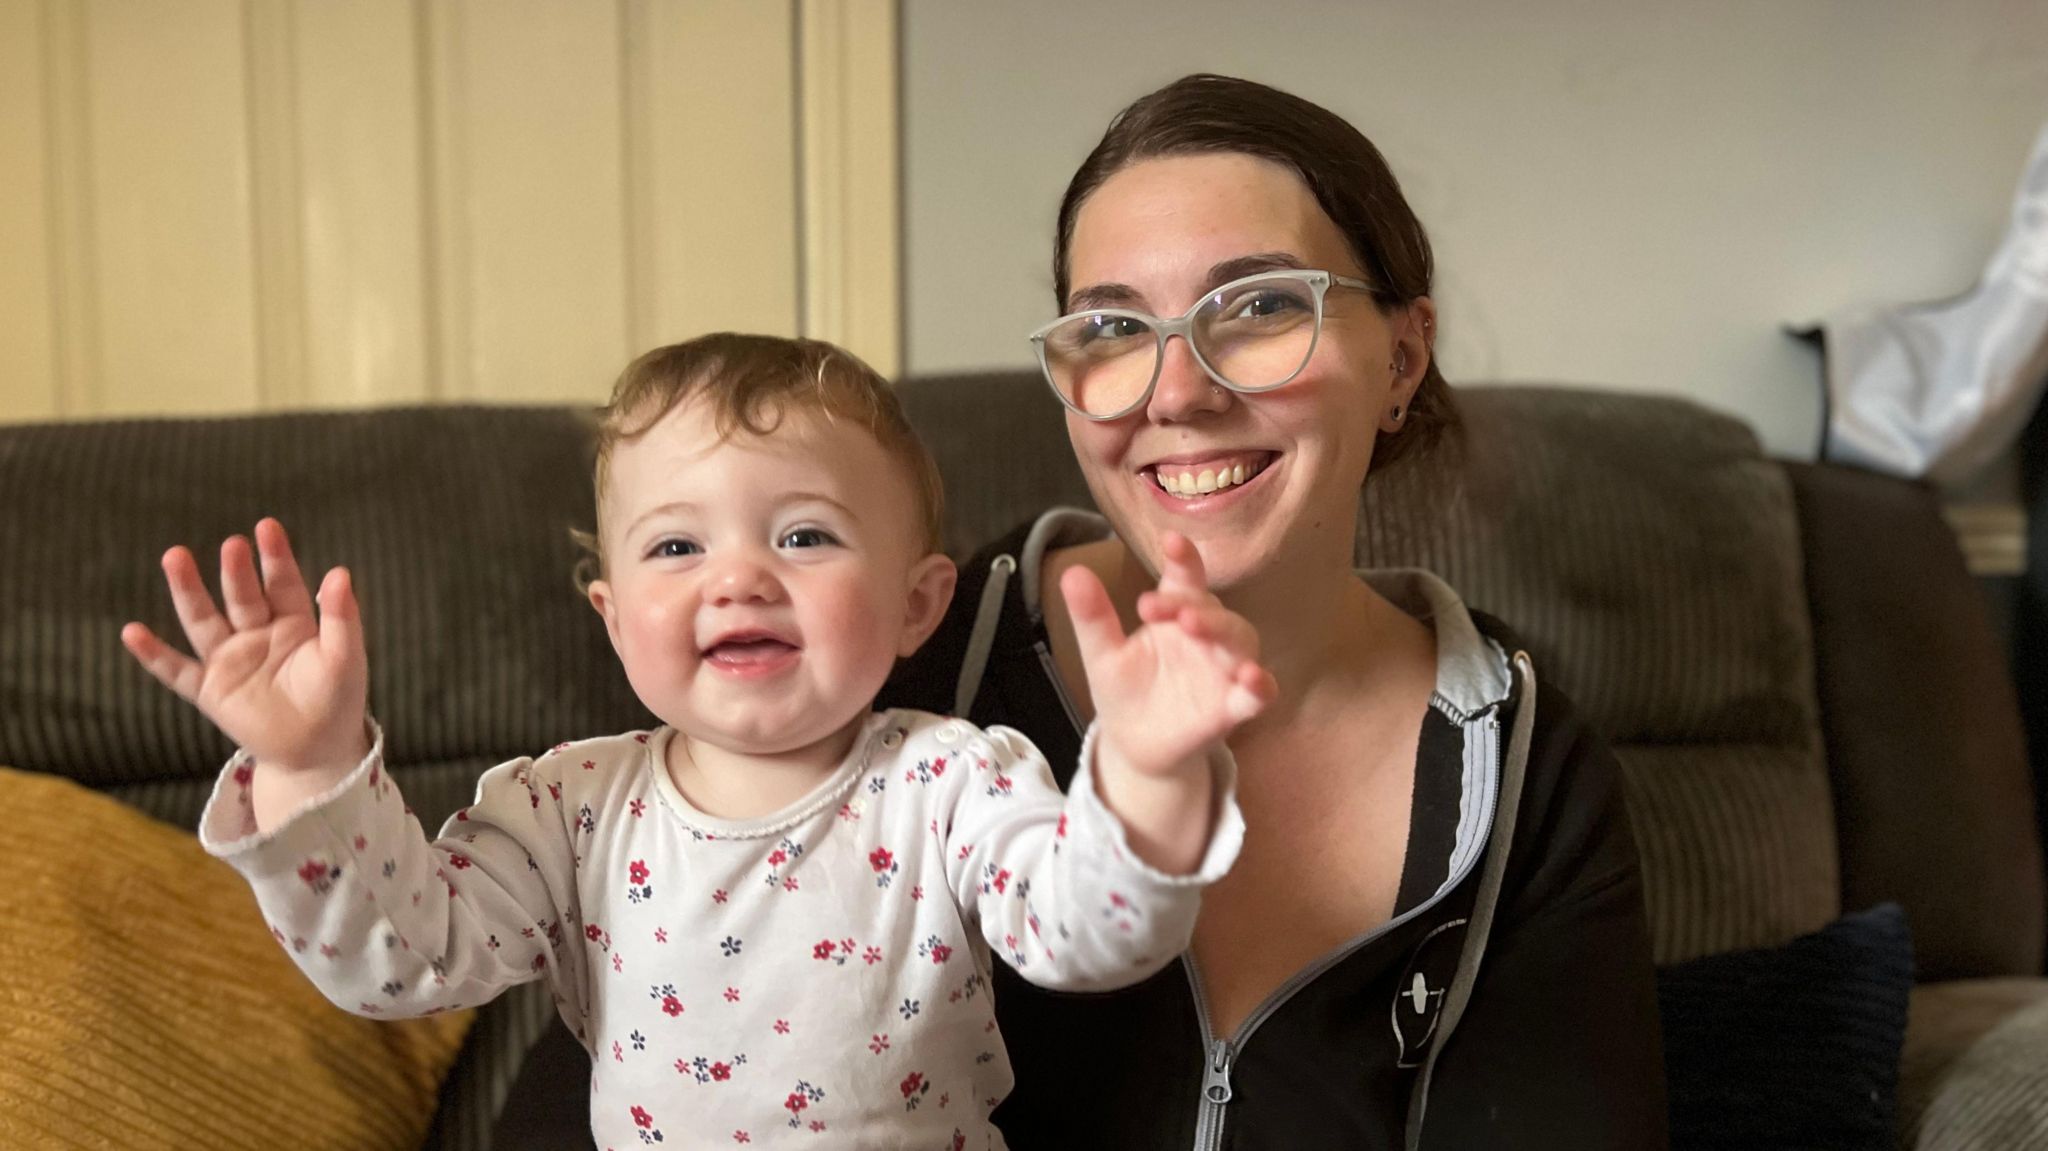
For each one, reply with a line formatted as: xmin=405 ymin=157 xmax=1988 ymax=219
xmin=588 ymin=399 xmax=951 ymax=759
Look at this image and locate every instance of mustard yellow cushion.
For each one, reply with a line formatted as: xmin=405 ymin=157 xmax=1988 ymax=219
xmin=0 ymin=767 xmax=473 ymax=1150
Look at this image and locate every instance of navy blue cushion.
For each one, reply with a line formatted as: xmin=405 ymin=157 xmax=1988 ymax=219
xmin=1658 ymin=903 xmax=1913 ymax=1151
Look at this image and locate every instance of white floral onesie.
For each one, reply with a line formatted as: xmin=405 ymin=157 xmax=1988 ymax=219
xmin=199 ymin=709 xmax=1242 ymax=1149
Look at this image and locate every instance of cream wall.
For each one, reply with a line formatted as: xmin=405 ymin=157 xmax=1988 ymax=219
xmin=901 ymin=0 xmax=2048 ymax=457
xmin=0 ymin=0 xmax=896 ymax=421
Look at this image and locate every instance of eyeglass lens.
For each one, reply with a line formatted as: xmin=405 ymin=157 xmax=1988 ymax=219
xmin=1041 ymin=275 xmax=1322 ymax=417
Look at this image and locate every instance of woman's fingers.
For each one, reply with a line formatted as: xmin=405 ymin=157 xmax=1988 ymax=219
xmin=218 ymin=534 xmax=273 ymax=632
xmin=162 ymin=545 xmax=234 ymax=658
xmin=1059 ymin=563 xmax=1129 ymax=672
xmin=120 ymin=621 xmax=205 ymax=703
xmin=256 ymin=518 xmax=316 ymax=620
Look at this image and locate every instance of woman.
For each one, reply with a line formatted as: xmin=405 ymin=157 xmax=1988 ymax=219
xmin=881 ymin=74 xmax=1666 ymax=1148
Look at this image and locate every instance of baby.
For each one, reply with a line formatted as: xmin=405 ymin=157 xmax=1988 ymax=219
xmin=121 ymin=333 xmax=1275 ymax=1148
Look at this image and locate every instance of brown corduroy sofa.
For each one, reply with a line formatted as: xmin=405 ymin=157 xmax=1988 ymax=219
xmin=1 ymin=371 xmax=2041 ymax=1148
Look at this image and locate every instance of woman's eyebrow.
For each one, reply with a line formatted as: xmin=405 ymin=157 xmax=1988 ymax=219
xmin=1066 ymin=282 xmax=1143 ymax=312
xmin=1206 ymin=251 xmax=1307 ymax=285
xmin=1067 ymin=252 xmax=1310 ymax=314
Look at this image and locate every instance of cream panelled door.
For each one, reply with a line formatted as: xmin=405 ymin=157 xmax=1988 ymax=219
xmin=0 ymin=0 xmax=897 ymax=421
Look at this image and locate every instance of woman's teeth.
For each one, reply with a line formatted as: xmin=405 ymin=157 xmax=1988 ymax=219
xmin=1154 ymin=460 xmax=1261 ymax=498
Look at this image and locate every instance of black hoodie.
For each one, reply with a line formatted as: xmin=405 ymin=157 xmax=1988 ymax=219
xmin=877 ymin=512 xmax=1668 ymax=1150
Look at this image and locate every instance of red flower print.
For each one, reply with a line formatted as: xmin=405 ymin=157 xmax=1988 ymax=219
xmin=868 ymin=847 xmax=894 ymax=872
xmin=712 ymin=890 xmax=728 ymax=904
xmin=629 ymin=798 xmax=646 ymax=818
xmin=782 ymin=877 xmax=799 ymax=892
xmin=1057 ymin=814 xmax=1068 ymax=838
xmin=710 ymin=1061 xmax=731 ymax=1081
xmin=911 ymin=885 xmax=924 ymax=901
xmin=296 ymin=858 xmax=338 ymax=894
xmin=655 ymin=927 xmax=669 ymax=942
xmin=767 ymin=849 xmax=787 ymax=867
xmin=809 ymin=1121 xmax=826 ymax=1132
xmin=992 ymin=868 xmax=1011 ymax=894
xmin=1110 ymin=891 xmax=1130 ymax=908
xmin=931 ymin=756 xmax=947 ymax=775
xmin=785 ymin=1092 xmax=807 ymax=1115
xmin=774 ymin=1019 xmax=790 ymax=1034
xmin=734 ymin=1133 xmax=751 ymax=1144
xmin=869 ymin=1033 xmax=889 ymax=1054
xmin=723 ymin=986 xmax=740 ymax=1003
xmin=532 ymin=954 xmax=548 ymax=971
xmin=631 ymin=1105 xmax=653 ymax=1128
xmin=662 ymin=996 xmax=683 ymax=1017
xmin=586 ymin=924 xmax=604 ymax=942
xmin=612 ymin=954 xmax=623 ymax=973
xmin=582 ymin=759 xmax=596 ymax=771
xmin=629 ymin=860 xmax=649 ymax=885
xmin=901 ymin=1071 xmax=924 ymax=1097
xmin=930 ymin=944 xmax=953 ymax=964
xmin=449 ymin=853 xmax=473 ymax=870
xmin=352 ymin=834 xmax=367 ymax=851
xmin=863 ymin=946 xmax=883 ymax=965
xmin=812 ymin=939 xmax=836 ymax=960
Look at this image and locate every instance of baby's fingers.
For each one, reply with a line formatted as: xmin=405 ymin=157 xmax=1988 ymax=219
xmin=1174 ymin=603 xmax=1260 ymax=662
xmin=1225 ymin=662 xmax=1279 ymax=723
xmin=162 ymin=545 xmax=233 ymax=658
xmin=1060 ymin=563 xmax=1129 ymax=674
xmin=1153 ymin=531 xmax=1211 ymax=596
xmin=256 ymin=518 xmax=315 ymax=620
xmin=120 ymin=622 xmax=205 ymax=703
xmin=219 ymin=534 xmax=272 ymax=632
xmin=317 ymin=566 xmax=367 ymax=670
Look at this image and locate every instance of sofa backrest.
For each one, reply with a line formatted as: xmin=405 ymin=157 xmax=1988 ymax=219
xmin=0 ymin=406 xmax=649 ymax=831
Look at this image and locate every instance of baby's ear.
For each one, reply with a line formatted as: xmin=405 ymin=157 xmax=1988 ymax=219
xmin=897 ymin=553 xmax=957 ymax=658
xmin=586 ymin=579 xmax=625 ymax=654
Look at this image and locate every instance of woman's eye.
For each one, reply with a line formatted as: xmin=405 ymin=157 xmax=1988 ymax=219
xmin=649 ymin=538 xmax=701 ymax=559
xmin=780 ymin=527 xmax=838 ymax=549
xmin=1225 ymin=289 xmax=1308 ymax=321
xmin=1078 ymin=315 xmax=1148 ymax=345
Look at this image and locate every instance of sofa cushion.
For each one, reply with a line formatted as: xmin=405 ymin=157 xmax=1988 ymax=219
xmin=1905 ymin=980 xmax=2048 ymax=1149
xmin=1359 ymin=386 xmax=1837 ymax=961
xmin=1657 ymin=903 xmax=1913 ymax=1151
xmin=0 ymin=765 xmax=473 ymax=1150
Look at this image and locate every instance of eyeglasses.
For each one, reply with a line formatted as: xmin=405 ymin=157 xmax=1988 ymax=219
xmin=1029 ymin=269 xmax=1377 ymax=421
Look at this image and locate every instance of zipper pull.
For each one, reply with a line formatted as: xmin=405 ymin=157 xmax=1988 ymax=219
xmin=1202 ymin=1038 xmax=1235 ymax=1104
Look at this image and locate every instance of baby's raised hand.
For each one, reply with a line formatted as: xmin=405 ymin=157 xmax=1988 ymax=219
xmin=1062 ymin=531 xmax=1276 ymax=783
xmin=121 ymin=518 xmax=370 ymax=776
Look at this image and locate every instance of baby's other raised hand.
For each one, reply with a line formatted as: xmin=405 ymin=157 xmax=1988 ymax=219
xmin=122 ymin=518 xmax=370 ymax=782
xmin=1060 ymin=532 xmax=1275 ymax=872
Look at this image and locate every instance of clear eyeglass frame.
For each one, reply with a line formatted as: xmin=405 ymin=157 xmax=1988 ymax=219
xmin=1027 ymin=268 xmax=1378 ymax=421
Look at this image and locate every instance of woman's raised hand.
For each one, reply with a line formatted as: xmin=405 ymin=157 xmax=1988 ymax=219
xmin=1062 ymin=530 xmax=1277 ymax=782
xmin=121 ymin=517 xmax=371 ymax=775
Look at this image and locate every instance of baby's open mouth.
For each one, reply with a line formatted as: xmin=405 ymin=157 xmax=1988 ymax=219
xmin=703 ymin=634 xmax=799 ymax=665
xmin=1144 ymin=452 xmax=1275 ymax=498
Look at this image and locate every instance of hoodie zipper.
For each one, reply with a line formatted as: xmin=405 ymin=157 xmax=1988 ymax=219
xmin=1184 ymin=708 xmax=1505 ymax=1151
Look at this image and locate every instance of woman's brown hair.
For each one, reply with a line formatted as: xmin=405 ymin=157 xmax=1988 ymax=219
xmin=1054 ymin=73 xmax=1458 ymax=470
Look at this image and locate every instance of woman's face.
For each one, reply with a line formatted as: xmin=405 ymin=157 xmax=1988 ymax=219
xmin=1061 ymin=151 xmax=1425 ymax=591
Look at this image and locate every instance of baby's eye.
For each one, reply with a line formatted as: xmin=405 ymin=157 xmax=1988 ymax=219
xmin=648 ymin=538 xmax=701 ymax=559
xmin=779 ymin=527 xmax=839 ymax=549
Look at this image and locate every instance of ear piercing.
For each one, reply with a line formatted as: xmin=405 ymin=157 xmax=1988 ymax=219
xmin=1391 ymin=404 xmax=1404 ymax=422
